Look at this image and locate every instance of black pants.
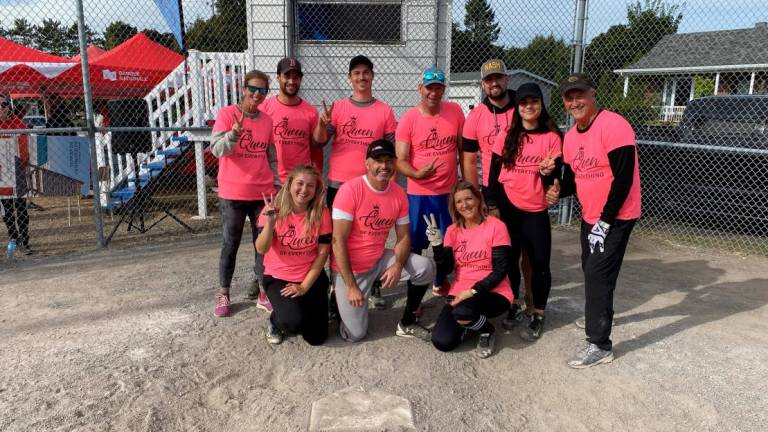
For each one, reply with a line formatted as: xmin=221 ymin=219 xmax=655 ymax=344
xmin=1 ymin=198 xmax=30 ymax=247
xmin=499 ymin=200 xmax=552 ymax=310
xmin=325 ymin=186 xmax=339 ymax=209
xmin=431 ymin=291 xmax=510 ymax=352
xmin=580 ymin=218 xmax=636 ymax=351
xmin=218 ymin=198 xmax=264 ymax=288
xmin=264 ymin=272 xmax=330 ymax=346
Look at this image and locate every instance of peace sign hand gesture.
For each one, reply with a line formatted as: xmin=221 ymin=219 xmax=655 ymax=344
xmin=261 ymin=192 xmax=279 ymax=224
xmin=232 ymin=110 xmax=245 ymax=137
xmin=423 ymin=213 xmax=442 ymax=247
xmin=539 ymin=148 xmax=557 ymax=176
xmin=319 ymin=100 xmax=333 ymax=126
xmin=415 ymin=158 xmax=443 ymax=179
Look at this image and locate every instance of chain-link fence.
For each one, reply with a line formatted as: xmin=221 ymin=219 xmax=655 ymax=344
xmin=1 ymin=0 xmax=766 ymax=260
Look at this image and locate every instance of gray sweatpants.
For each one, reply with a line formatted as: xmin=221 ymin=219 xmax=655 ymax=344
xmin=332 ymin=250 xmax=435 ymax=342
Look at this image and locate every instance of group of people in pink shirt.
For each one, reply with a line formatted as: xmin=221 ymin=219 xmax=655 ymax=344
xmin=209 ymin=55 xmax=641 ymax=368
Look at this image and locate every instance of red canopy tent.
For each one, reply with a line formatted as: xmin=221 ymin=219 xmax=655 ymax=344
xmin=70 ymin=44 xmax=106 ymax=62
xmin=0 ymin=37 xmax=75 ymax=96
xmin=52 ymin=32 xmax=184 ymax=99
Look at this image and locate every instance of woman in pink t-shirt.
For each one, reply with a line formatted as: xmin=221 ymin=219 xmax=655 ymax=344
xmin=255 ymin=165 xmax=331 ymax=345
xmin=486 ymin=82 xmax=563 ymax=342
xmin=210 ymin=70 xmax=280 ymax=318
xmin=427 ymin=181 xmax=512 ymax=359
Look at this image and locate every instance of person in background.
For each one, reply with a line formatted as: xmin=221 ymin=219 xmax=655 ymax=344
xmin=255 ymin=165 xmax=331 ymax=346
xmin=210 ymin=70 xmax=281 ymax=317
xmin=0 ymin=93 xmax=32 ymax=255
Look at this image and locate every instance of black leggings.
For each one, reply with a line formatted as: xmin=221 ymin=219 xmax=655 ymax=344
xmin=218 ymin=198 xmax=264 ymax=288
xmin=263 ymin=272 xmax=330 ymax=346
xmin=499 ymin=201 xmax=552 ymax=311
xmin=1 ymin=198 xmax=30 ymax=247
xmin=431 ymin=291 xmax=510 ymax=352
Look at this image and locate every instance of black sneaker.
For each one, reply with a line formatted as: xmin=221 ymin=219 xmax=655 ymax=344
xmin=246 ymin=279 xmax=261 ymax=300
xmin=520 ymin=315 xmax=545 ymax=342
xmin=328 ymin=290 xmax=341 ymax=323
xmin=265 ymin=322 xmax=284 ymax=345
xmin=501 ymin=304 xmax=523 ymax=330
xmin=476 ymin=331 xmax=496 ymax=358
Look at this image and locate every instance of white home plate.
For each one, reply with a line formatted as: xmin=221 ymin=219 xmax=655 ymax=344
xmin=309 ymin=387 xmax=415 ymax=431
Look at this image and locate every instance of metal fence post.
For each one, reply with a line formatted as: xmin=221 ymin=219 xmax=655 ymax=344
xmin=75 ymin=0 xmax=105 ymax=247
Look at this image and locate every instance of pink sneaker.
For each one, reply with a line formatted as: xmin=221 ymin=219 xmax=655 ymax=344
xmin=214 ymin=293 xmax=231 ymax=317
xmin=256 ymin=291 xmax=273 ymax=313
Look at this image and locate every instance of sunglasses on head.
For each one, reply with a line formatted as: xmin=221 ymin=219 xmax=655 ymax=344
xmin=245 ymin=85 xmax=268 ymax=95
xmin=422 ymin=72 xmax=445 ymax=82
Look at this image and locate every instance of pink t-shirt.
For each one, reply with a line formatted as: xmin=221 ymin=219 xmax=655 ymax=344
xmin=443 ymin=216 xmax=513 ymax=302
xmin=563 ymin=110 xmax=642 ymax=224
xmin=331 ymin=175 xmax=409 ymax=274
xmin=328 ymin=98 xmax=397 ymax=183
xmin=258 ymin=208 xmax=332 ymax=282
xmin=212 ymin=105 xmax=276 ymax=200
xmin=395 ymin=101 xmax=465 ymax=195
xmin=463 ymin=103 xmax=514 ymax=186
xmin=491 ymin=130 xmax=562 ymax=212
xmin=260 ymin=97 xmax=319 ymax=182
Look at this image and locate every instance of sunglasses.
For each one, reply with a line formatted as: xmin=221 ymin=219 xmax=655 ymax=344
xmin=0 ymin=101 xmax=10 ymax=108
xmin=245 ymin=85 xmax=269 ymax=95
xmin=422 ymin=72 xmax=445 ymax=82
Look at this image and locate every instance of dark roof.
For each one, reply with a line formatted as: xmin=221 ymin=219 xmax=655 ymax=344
xmin=621 ymin=24 xmax=768 ymax=72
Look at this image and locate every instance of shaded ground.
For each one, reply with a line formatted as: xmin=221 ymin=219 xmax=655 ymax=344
xmin=1 ymin=229 xmax=767 ymax=431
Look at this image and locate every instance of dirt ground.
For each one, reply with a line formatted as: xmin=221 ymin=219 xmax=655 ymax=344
xmin=1 ymin=229 xmax=767 ymax=431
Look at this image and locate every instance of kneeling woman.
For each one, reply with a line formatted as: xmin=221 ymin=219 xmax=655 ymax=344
xmin=255 ymin=165 xmax=332 ymax=345
xmin=428 ymin=181 xmax=512 ymax=358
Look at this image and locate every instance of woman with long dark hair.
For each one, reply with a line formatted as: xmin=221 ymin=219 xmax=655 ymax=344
xmin=487 ymin=82 xmax=562 ymax=341
xmin=255 ymin=164 xmax=331 ymax=345
xmin=427 ymin=181 xmax=512 ymax=358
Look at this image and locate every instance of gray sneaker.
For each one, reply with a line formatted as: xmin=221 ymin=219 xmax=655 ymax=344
xmin=476 ymin=331 xmax=496 ymax=359
xmin=396 ymin=322 xmax=431 ymax=341
xmin=265 ymin=322 xmax=284 ymax=345
xmin=567 ymin=343 xmax=614 ymax=369
xmin=246 ymin=280 xmax=261 ymax=300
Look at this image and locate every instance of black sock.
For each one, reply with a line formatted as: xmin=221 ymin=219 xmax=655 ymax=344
xmin=401 ymin=281 xmax=428 ymax=326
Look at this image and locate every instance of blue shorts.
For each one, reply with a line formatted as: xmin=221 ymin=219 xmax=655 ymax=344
xmin=408 ymin=193 xmax=452 ymax=253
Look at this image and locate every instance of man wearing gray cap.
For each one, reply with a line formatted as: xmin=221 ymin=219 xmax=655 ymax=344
xmin=555 ymin=73 xmax=642 ymax=368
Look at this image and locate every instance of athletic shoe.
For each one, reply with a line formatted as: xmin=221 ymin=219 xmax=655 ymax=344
xmin=246 ymin=279 xmax=261 ymax=300
xmin=256 ymin=291 xmax=273 ymax=313
xmin=501 ymin=304 xmax=523 ymax=330
xmin=520 ymin=315 xmax=545 ymax=342
xmin=476 ymin=331 xmax=496 ymax=359
xmin=328 ymin=290 xmax=341 ymax=323
xmin=214 ymin=293 xmax=230 ymax=317
xmin=396 ymin=322 xmax=431 ymax=341
xmin=567 ymin=343 xmax=614 ymax=369
xmin=370 ymin=281 xmax=387 ymax=310
xmin=574 ymin=316 xmax=616 ymax=329
xmin=265 ymin=322 xmax=284 ymax=345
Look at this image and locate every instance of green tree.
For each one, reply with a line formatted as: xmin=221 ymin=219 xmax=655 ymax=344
xmin=7 ymin=18 xmax=35 ymax=47
xmin=104 ymin=21 xmax=138 ymax=50
xmin=693 ymin=76 xmax=715 ymax=98
xmin=449 ymin=0 xmax=503 ymax=73
xmin=63 ymin=23 xmax=103 ymax=55
xmin=187 ymin=0 xmax=247 ymax=52
xmin=463 ymin=0 xmax=500 ymax=45
xmin=33 ymin=19 xmax=69 ymax=55
xmin=142 ymin=29 xmax=181 ymax=52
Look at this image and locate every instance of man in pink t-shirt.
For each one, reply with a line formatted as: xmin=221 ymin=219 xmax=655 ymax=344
xmin=395 ymin=67 xmax=469 ymax=259
xmin=313 ymin=55 xmax=397 ymax=208
xmin=331 ymin=139 xmax=435 ymax=342
xmin=260 ymin=58 xmax=325 ymax=183
xmin=555 ymin=73 xmax=642 ymax=369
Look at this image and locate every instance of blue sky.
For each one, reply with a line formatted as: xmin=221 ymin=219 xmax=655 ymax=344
xmin=1 ymin=0 xmax=766 ymax=47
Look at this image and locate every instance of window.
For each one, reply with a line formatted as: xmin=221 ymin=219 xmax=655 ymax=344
xmin=296 ymin=2 xmax=402 ymax=43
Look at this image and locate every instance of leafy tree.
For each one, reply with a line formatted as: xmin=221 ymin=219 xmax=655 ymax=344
xmin=104 ymin=21 xmax=138 ymax=50
xmin=33 ymin=19 xmax=70 ymax=55
xmin=450 ymin=0 xmax=503 ymax=73
xmin=463 ymin=0 xmax=500 ymax=45
xmin=187 ymin=0 xmax=247 ymax=52
xmin=7 ymin=18 xmax=35 ymax=47
xmin=142 ymin=29 xmax=181 ymax=52
xmin=693 ymin=76 xmax=715 ymax=99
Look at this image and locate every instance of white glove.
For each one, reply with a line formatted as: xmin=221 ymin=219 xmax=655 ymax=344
xmin=423 ymin=213 xmax=443 ymax=247
xmin=588 ymin=220 xmax=610 ymax=254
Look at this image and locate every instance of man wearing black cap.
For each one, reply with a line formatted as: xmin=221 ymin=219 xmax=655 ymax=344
xmin=330 ymin=139 xmax=435 ymax=342
xmin=313 ymin=55 xmax=397 ymax=208
xmin=556 ymin=73 xmax=642 ymax=368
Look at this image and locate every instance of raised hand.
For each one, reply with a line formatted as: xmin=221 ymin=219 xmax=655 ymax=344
xmin=261 ymin=192 xmax=279 ymax=222
xmin=545 ymin=179 xmax=561 ymax=207
xmin=320 ymin=100 xmax=333 ymax=126
xmin=232 ymin=109 xmax=245 ymax=136
xmin=588 ymin=220 xmax=610 ymax=254
xmin=423 ymin=213 xmax=442 ymax=246
xmin=539 ymin=148 xmax=557 ymax=176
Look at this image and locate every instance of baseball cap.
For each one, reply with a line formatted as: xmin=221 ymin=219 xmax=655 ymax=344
xmin=349 ymin=55 xmax=374 ymax=72
xmin=515 ymin=82 xmax=544 ymax=105
xmin=277 ymin=57 xmax=302 ymax=75
xmin=480 ymin=59 xmax=507 ymax=80
xmin=366 ymin=139 xmax=396 ymax=159
xmin=422 ymin=66 xmax=446 ymax=86
xmin=559 ymin=73 xmax=597 ymax=95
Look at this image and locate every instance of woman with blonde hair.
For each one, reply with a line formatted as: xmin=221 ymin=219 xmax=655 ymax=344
xmin=255 ymin=164 xmax=332 ymax=345
xmin=426 ymin=181 xmax=512 ymax=358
